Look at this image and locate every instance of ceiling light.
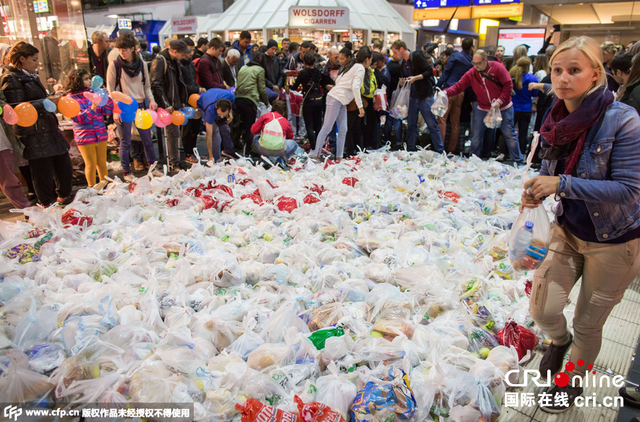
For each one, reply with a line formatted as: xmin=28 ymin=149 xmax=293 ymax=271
xmin=106 ymin=14 xmax=118 ymax=18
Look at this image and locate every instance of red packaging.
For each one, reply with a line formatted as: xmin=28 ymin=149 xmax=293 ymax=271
xmin=237 ymin=178 xmax=254 ymax=186
xmin=128 ymin=182 xmax=136 ymax=193
xmin=524 ymin=279 xmax=532 ymax=297
xmin=439 ymin=191 xmax=460 ymax=203
xmin=241 ymin=193 xmax=264 ymax=205
xmin=295 ymin=396 xmax=345 ymax=422
xmin=266 ymin=180 xmax=278 ymax=189
xmin=165 ymin=198 xmax=179 ymax=207
xmin=497 ymin=320 xmax=538 ymax=360
xmin=211 ymin=184 xmax=234 ymax=197
xmin=307 ymin=184 xmax=325 ymax=196
xmin=200 ymin=195 xmax=217 ymax=210
xmin=277 ymin=197 xmax=298 ymax=213
xmin=324 ymin=159 xmax=337 ymax=169
xmin=236 ymin=399 xmax=300 ymax=422
xmin=61 ymin=209 xmax=93 ymax=227
xmin=304 ymin=193 xmax=320 ymax=204
xmin=25 ymin=228 xmax=45 ymax=239
xmin=373 ymin=91 xmax=387 ymax=112
xmin=342 ymin=177 xmax=359 ymax=187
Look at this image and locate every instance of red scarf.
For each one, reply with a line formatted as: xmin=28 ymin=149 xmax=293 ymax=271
xmin=540 ymin=86 xmax=613 ymax=175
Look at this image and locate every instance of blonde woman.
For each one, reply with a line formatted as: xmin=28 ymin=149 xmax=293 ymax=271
xmin=601 ymin=40 xmax=619 ymax=91
xmin=509 ymin=57 xmax=538 ymax=155
xmin=522 ymin=36 xmax=640 ymax=413
xmin=533 ymin=54 xmax=550 ymax=81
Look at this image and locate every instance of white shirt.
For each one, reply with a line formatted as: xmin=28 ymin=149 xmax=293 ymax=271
xmin=535 ymin=70 xmax=547 ymax=82
xmin=328 ymin=63 xmax=365 ymax=108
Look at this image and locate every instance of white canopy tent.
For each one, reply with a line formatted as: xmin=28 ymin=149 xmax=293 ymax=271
xmin=158 ymin=14 xmax=221 ymax=45
xmin=202 ymin=0 xmax=415 ymax=50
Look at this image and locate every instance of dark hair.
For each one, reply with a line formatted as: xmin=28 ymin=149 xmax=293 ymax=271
xmin=309 ymin=43 xmax=317 ymax=52
xmin=372 ymin=52 xmax=384 ymax=65
xmin=9 ymin=41 xmax=38 ymax=66
xmin=425 ymin=45 xmax=437 ymax=56
xmin=288 ymin=42 xmax=299 ymax=54
xmin=303 ymin=52 xmax=316 ymax=67
xmin=390 ymin=40 xmax=407 ymax=51
xmin=216 ymin=98 xmax=232 ymax=112
xmin=197 ymin=37 xmax=209 ymax=48
xmin=224 ymin=41 xmax=231 ymax=47
xmin=115 ymin=32 xmax=137 ymax=49
xmin=250 ymin=51 xmax=268 ymax=69
xmin=344 ymin=41 xmax=353 ymax=50
xmin=611 ymin=53 xmax=633 ymax=74
xmin=64 ymin=68 xmax=90 ymax=93
xmin=258 ymin=45 xmax=268 ymax=53
xmin=461 ymin=37 xmax=474 ymax=52
xmin=301 ymin=41 xmax=311 ymax=50
xmin=485 ymin=45 xmax=496 ymax=55
xmin=282 ymin=38 xmax=290 ymax=43
xmin=272 ymin=99 xmax=287 ymax=117
xmin=208 ymin=38 xmax=224 ymax=50
xmin=339 ymin=47 xmax=352 ymax=58
xmin=441 ymin=48 xmax=454 ymax=57
xmin=240 ymin=31 xmax=251 ymax=41
xmin=152 ymin=45 xmax=161 ymax=54
xmin=139 ymin=41 xmax=148 ymax=51
xmin=183 ymin=37 xmax=195 ymax=47
xmin=355 ymin=46 xmax=372 ymax=64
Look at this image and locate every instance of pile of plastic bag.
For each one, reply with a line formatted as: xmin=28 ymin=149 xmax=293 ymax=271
xmin=0 ymin=149 xmax=552 ymax=421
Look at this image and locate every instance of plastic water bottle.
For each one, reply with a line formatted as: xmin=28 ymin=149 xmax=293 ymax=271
xmin=512 ymin=221 xmax=534 ymax=260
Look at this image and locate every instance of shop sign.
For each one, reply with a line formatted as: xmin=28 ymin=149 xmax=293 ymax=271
xmin=471 ymin=3 xmax=523 ymax=18
xmin=323 ymin=34 xmax=331 ymax=42
xmin=289 ymin=7 xmax=349 ymax=28
xmin=118 ymin=19 xmax=132 ymax=30
xmin=413 ymin=7 xmax=471 ymax=20
xmin=171 ymin=16 xmax=197 ymax=34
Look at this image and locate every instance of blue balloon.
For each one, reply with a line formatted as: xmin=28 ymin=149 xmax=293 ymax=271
xmin=181 ymin=117 xmax=189 ymax=126
xmin=96 ymin=89 xmax=109 ymax=107
xmin=120 ymin=111 xmax=136 ymax=123
xmin=91 ymin=76 xmax=103 ymax=91
xmin=43 ymin=99 xmax=56 ymax=113
xmin=181 ymin=107 xmax=196 ymax=119
xmin=118 ymin=100 xmax=138 ymax=114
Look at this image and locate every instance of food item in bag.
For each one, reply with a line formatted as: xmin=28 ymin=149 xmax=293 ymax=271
xmin=308 ymin=325 xmax=345 ymax=350
xmin=236 ymin=398 xmax=301 ymax=422
xmin=350 ymin=367 xmax=416 ymax=422
xmin=497 ymin=320 xmax=538 ymax=360
xmin=295 ymin=395 xmax=346 ymax=422
xmin=62 ymin=209 xmax=93 ymax=227
xmin=483 ymin=107 xmax=502 ymax=129
xmin=431 ymin=91 xmax=449 ymax=117
xmin=508 ymin=207 xmax=550 ymax=271
xmin=373 ymin=88 xmax=387 ymax=112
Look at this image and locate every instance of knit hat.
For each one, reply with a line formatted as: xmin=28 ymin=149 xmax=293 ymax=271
xmin=267 ymin=39 xmax=279 ymax=50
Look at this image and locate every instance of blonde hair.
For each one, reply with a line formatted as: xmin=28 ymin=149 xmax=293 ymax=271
xmin=600 ymin=41 xmax=617 ymax=56
xmin=533 ymin=54 xmax=550 ymax=75
xmin=510 ymin=45 xmax=528 ymax=69
xmin=509 ymin=57 xmax=532 ymax=90
xmin=550 ymin=36 xmax=607 ymax=97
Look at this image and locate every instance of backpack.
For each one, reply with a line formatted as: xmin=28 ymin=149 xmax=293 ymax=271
xmin=259 ymin=113 xmax=286 ymax=152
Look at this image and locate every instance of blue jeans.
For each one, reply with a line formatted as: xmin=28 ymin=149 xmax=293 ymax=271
xmin=266 ymin=88 xmax=279 ymax=104
xmin=384 ymin=113 xmax=402 ymax=146
xmin=471 ymin=105 xmax=523 ymax=163
xmin=253 ymin=135 xmax=298 ymax=160
xmin=118 ymin=102 xmax=156 ymax=172
xmin=208 ymin=120 xmax=236 ymax=162
xmin=407 ymin=95 xmax=444 ymax=152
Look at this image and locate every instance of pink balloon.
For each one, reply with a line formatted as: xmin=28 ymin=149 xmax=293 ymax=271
xmin=3 ymin=104 xmax=18 ymax=125
xmin=147 ymin=109 xmax=157 ymax=123
xmin=83 ymin=91 xmax=101 ymax=105
xmin=155 ymin=119 xmax=167 ymax=128
xmin=157 ymin=108 xmax=173 ymax=126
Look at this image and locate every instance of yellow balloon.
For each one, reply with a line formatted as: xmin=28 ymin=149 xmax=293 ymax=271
xmin=134 ymin=109 xmax=153 ymax=130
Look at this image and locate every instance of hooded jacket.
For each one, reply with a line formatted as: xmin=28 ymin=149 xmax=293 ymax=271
xmin=150 ymin=49 xmax=189 ymax=110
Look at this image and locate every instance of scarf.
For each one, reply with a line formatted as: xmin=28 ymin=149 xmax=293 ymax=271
xmin=117 ymin=55 xmax=143 ymax=78
xmin=539 ymin=85 xmax=613 ymax=175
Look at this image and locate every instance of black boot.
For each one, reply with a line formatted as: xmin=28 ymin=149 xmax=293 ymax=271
xmin=540 ymin=333 xmax=573 ymax=379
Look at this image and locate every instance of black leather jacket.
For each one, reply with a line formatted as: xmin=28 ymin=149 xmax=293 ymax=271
xmin=0 ymin=66 xmax=68 ymax=160
xmin=150 ymin=49 xmax=188 ymax=110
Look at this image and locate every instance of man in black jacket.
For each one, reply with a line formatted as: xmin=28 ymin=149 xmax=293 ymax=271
xmin=264 ymin=39 xmax=284 ymax=103
xmin=150 ymin=39 xmax=192 ymax=172
xmin=180 ymin=39 xmax=206 ymax=165
xmin=221 ymin=49 xmax=240 ymax=87
xmin=382 ymin=56 xmax=403 ymax=148
xmin=390 ymin=40 xmax=443 ymax=153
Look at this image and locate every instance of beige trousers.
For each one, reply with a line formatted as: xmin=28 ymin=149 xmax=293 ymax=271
xmin=529 ymin=222 xmax=640 ymax=377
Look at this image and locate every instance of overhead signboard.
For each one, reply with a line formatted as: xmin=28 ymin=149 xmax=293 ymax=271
xmin=414 ymin=0 xmax=470 ymax=9
xmin=33 ymin=0 xmax=49 ymax=13
xmin=171 ymin=16 xmax=197 ymax=34
xmin=471 ymin=3 xmax=523 ymax=18
xmin=498 ymin=27 xmax=546 ymax=55
xmin=474 ymin=0 xmax=519 ymax=4
xmin=289 ymin=7 xmax=349 ymax=28
xmin=414 ymin=7 xmax=471 ymax=20
xmin=118 ymin=19 xmax=132 ymax=30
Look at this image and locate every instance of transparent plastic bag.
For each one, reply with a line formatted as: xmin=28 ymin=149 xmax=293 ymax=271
xmin=508 ymin=206 xmax=550 ymax=271
xmin=226 ymin=316 xmax=264 ymax=360
xmin=390 ymin=83 xmax=410 ymax=120
xmin=431 ymin=90 xmax=449 ymax=117
xmin=0 ymin=349 xmax=53 ymax=403
xmin=315 ymin=362 xmax=358 ymax=420
xmin=483 ymin=106 xmax=502 ymax=129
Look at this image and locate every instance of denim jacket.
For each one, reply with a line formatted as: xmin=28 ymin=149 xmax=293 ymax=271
xmin=540 ymin=102 xmax=640 ymax=242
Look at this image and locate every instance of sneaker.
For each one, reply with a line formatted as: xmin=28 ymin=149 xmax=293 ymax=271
xmin=123 ymin=173 xmax=135 ymax=183
xmin=57 ymin=196 xmax=73 ymax=206
xmin=133 ymin=159 xmax=147 ymax=171
xmin=93 ymin=180 xmax=109 ymax=191
xmin=540 ymin=383 xmax=583 ymax=414
xmin=540 ymin=334 xmax=573 ymax=379
xmin=619 ymin=386 xmax=640 ymax=408
xmin=185 ymin=156 xmax=199 ymax=165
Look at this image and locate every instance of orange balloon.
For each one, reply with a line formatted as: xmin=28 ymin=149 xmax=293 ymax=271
xmin=15 ymin=102 xmax=38 ymax=127
xmin=58 ymin=96 xmax=81 ymax=118
xmin=188 ymin=93 xmax=200 ymax=109
xmin=171 ymin=110 xmax=185 ymax=126
xmin=110 ymin=91 xmax=133 ymax=104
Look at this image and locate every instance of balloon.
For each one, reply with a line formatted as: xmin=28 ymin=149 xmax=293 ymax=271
xmin=181 ymin=117 xmax=189 ymax=126
xmin=15 ymin=102 xmax=38 ymax=127
xmin=171 ymin=110 xmax=185 ymax=126
xmin=96 ymin=89 xmax=109 ymax=107
xmin=110 ymin=91 xmax=133 ymax=104
xmin=91 ymin=75 xmax=104 ymax=91
xmin=181 ymin=107 xmax=196 ymax=119
xmin=120 ymin=111 xmax=136 ymax=123
xmin=83 ymin=91 xmax=101 ymax=105
xmin=118 ymin=100 xmax=137 ymax=114
xmin=229 ymin=87 xmax=236 ymax=94
xmin=3 ymin=104 xmax=18 ymax=125
xmin=113 ymin=102 xmax=121 ymax=113
xmin=157 ymin=108 xmax=172 ymax=126
xmin=188 ymin=93 xmax=200 ymax=108
xmin=43 ymin=99 xmax=57 ymax=113
xmin=58 ymin=96 xmax=81 ymax=118
xmin=147 ymin=109 xmax=157 ymax=123
xmin=155 ymin=118 xmax=167 ymax=128
xmin=135 ymin=109 xmax=153 ymax=130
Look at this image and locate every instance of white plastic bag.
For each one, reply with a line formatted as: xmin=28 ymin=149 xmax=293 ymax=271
xmin=508 ymin=206 xmax=550 ymax=271
xmin=315 ymin=362 xmax=358 ymax=420
xmin=483 ymin=106 xmax=502 ymax=129
xmin=431 ymin=90 xmax=449 ymax=117
xmin=390 ymin=83 xmax=410 ymax=120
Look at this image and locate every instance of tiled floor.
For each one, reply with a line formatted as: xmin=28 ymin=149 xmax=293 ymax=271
xmin=501 ymin=276 xmax=640 ymax=421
